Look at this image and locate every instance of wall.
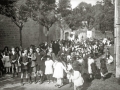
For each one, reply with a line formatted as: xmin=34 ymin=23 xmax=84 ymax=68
xmin=22 ymin=18 xmax=43 ymax=48
xmin=0 ymin=15 xmax=61 ymax=50
xmin=0 ymin=0 xmax=61 ymax=50
xmin=0 ymin=15 xmax=20 ymax=50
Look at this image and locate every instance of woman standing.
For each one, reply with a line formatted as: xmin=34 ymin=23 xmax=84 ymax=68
xmin=45 ymin=56 xmax=54 ymax=83
xmin=53 ymin=58 xmax=67 ymax=88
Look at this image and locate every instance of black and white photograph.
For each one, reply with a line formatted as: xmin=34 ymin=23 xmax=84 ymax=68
xmin=0 ymin=0 xmax=120 ymax=90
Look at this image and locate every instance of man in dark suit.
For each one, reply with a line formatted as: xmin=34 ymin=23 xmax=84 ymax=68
xmin=52 ymin=41 xmax=60 ymax=56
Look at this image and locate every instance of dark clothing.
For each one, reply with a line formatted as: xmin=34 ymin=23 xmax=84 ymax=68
xmin=0 ymin=56 xmax=4 ymax=73
xmin=41 ymin=44 xmax=48 ymax=54
xmin=58 ymin=50 xmax=65 ymax=56
xmin=100 ymin=59 xmax=108 ymax=74
xmin=91 ymin=63 xmax=98 ymax=75
xmin=20 ymin=55 xmax=29 ymax=71
xmin=9 ymin=52 xmax=18 ymax=64
xmin=28 ymin=53 xmax=36 ymax=67
xmin=36 ymin=53 xmax=43 ymax=71
xmin=36 ymin=53 xmax=42 ymax=65
xmin=52 ymin=42 xmax=60 ymax=55
xmin=36 ymin=51 xmax=46 ymax=73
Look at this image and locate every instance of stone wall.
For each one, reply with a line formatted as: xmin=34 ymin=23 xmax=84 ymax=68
xmin=0 ymin=15 xmax=61 ymax=50
xmin=0 ymin=0 xmax=61 ymax=50
xmin=0 ymin=15 xmax=20 ymax=50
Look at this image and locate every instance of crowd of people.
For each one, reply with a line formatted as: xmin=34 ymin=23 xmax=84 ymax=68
xmin=0 ymin=38 xmax=113 ymax=90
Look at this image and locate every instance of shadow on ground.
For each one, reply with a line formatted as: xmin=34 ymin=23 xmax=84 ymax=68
xmin=3 ymin=86 xmax=25 ymax=90
xmin=104 ymin=73 xmax=113 ymax=80
xmin=81 ymin=73 xmax=92 ymax=90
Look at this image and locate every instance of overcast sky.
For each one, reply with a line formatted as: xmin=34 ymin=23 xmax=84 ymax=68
xmin=71 ymin=0 xmax=103 ymax=8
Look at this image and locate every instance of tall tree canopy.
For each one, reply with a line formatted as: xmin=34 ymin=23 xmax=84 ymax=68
xmin=25 ymin=0 xmax=57 ymax=30
xmin=0 ymin=0 xmax=29 ymax=46
xmin=58 ymin=0 xmax=114 ymax=35
xmin=94 ymin=0 xmax=114 ymax=36
xmin=24 ymin=0 xmax=57 ymax=41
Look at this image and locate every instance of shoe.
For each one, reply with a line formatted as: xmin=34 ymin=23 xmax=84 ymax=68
xmin=47 ymin=82 xmax=50 ymax=84
xmin=11 ymin=76 xmax=14 ymax=78
xmin=101 ymin=77 xmax=105 ymax=81
xmin=58 ymin=85 xmax=62 ymax=88
xmin=29 ymin=81 xmax=32 ymax=84
xmin=51 ymin=81 xmax=54 ymax=83
xmin=69 ymin=83 xmax=72 ymax=87
xmin=55 ymin=84 xmax=59 ymax=87
xmin=39 ymin=82 xmax=43 ymax=84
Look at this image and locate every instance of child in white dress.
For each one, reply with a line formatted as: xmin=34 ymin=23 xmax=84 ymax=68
xmin=71 ymin=69 xmax=84 ymax=90
xmin=45 ymin=56 xmax=54 ymax=83
xmin=53 ymin=58 xmax=67 ymax=88
xmin=2 ymin=54 xmax=11 ymax=74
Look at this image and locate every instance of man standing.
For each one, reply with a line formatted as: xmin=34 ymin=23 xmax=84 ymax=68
xmin=52 ymin=41 xmax=60 ymax=56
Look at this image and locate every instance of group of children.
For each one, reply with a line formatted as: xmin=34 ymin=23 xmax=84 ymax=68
xmin=0 ymin=38 xmax=113 ymax=90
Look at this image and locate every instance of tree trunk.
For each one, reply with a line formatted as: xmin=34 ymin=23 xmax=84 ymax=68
xmin=105 ymin=32 xmax=107 ymax=38
xmin=47 ymin=28 xmax=49 ymax=42
xmin=19 ymin=27 xmax=22 ymax=47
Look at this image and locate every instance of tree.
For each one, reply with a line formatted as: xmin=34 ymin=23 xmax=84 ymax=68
xmin=75 ymin=2 xmax=95 ymax=29
xmin=94 ymin=0 xmax=114 ymax=36
xmin=58 ymin=0 xmax=71 ymax=17
xmin=25 ymin=0 xmax=57 ymax=42
xmin=0 ymin=0 xmax=29 ymax=46
xmin=58 ymin=0 xmax=82 ymax=31
xmin=12 ymin=5 xmax=29 ymax=46
xmin=58 ymin=1 xmax=96 ymax=31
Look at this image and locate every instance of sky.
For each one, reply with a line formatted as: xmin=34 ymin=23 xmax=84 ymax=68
xmin=70 ymin=0 xmax=103 ymax=9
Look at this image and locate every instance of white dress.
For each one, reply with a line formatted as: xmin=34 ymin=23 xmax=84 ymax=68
xmin=2 ymin=56 xmax=11 ymax=67
xmin=45 ymin=60 xmax=54 ymax=74
xmin=88 ymin=58 xmax=94 ymax=74
xmin=71 ymin=71 xmax=84 ymax=87
xmin=53 ymin=61 xmax=66 ymax=78
xmin=108 ymin=55 xmax=113 ymax=64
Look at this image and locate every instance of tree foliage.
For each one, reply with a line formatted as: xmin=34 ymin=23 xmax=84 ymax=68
xmin=0 ymin=0 xmax=29 ymax=28
xmin=25 ymin=0 xmax=57 ymax=31
xmin=58 ymin=1 xmax=96 ymax=31
xmin=58 ymin=0 xmax=114 ymax=35
xmin=0 ymin=0 xmax=30 ymax=46
xmin=94 ymin=0 xmax=114 ymax=35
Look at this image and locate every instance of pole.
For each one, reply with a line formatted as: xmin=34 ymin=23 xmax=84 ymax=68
xmin=115 ymin=0 xmax=120 ymax=78
xmin=19 ymin=27 xmax=22 ymax=47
